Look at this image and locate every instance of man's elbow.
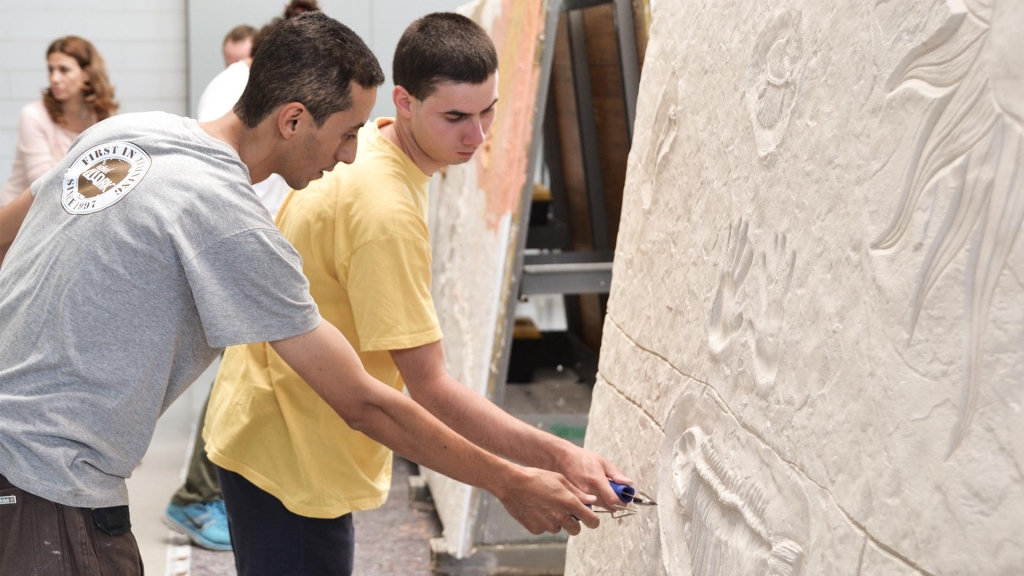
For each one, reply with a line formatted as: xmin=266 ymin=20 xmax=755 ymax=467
xmin=340 ymin=409 xmax=374 ymax=434
xmin=328 ymin=393 xmax=381 ymax=435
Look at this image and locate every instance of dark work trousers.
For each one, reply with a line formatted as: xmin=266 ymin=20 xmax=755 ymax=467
xmin=216 ymin=466 xmax=355 ymax=576
xmin=170 ymin=391 xmax=221 ymax=506
xmin=0 ymin=474 xmax=145 ymax=575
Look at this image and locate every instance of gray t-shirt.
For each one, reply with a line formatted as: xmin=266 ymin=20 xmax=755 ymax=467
xmin=0 ymin=112 xmax=321 ymax=508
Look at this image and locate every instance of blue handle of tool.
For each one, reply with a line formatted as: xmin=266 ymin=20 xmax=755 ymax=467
xmin=609 ymin=480 xmax=635 ymax=503
xmin=583 ymin=480 xmax=635 ymax=512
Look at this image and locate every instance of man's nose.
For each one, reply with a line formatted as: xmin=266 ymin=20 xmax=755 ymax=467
xmin=463 ymin=119 xmax=485 ymax=146
xmin=337 ymin=140 xmax=358 ymax=165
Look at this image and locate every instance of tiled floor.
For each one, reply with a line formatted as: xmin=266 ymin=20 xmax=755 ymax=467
xmin=128 ymin=361 xmax=441 ymax=576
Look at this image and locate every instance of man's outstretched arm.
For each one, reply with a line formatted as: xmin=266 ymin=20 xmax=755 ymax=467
xmin=0 ymin=188 xmax=33 ymax=266
xmin=393 ymin=340 xmax=632 ymax=513
xmin=270 ymin=320 xmax=601 ymax=536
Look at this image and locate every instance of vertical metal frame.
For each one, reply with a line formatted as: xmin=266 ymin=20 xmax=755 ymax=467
xmin=612 ymin=0 xmax=641 ymax=145
xmin=566 ymin=7 xmax=612 ymax=252
xmin=543 ymin=86 xmax=570 ymax=237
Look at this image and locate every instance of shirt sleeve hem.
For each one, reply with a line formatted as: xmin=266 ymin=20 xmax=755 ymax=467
xmin=207 ymin=313 xmax=322 ymax=349
xmin=360 ymin=327 xmax=443 ymax=352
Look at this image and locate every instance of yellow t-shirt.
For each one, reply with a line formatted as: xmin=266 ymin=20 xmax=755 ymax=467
xmin=204 ymin=118 xmax=441 ymax=518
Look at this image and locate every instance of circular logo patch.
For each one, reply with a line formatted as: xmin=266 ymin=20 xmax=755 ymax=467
xmin=62 ymin=142 xmax=152 ymax=215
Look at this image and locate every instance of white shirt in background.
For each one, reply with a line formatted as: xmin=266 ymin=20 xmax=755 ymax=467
xmin=197 ymin=61 xmax=291 ymax=219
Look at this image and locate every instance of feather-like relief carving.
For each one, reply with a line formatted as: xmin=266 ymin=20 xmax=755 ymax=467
xmin=873 ymin=0 xmax=1023 ymax=456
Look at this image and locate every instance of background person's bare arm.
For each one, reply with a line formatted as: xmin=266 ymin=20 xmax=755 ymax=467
xmin=393 ymin=340 xmax=632 ymax=512
xmin=0 ymin=188 xmax=33 ymax=265
xmin=270 ymin=320 xmax=600 ymax=535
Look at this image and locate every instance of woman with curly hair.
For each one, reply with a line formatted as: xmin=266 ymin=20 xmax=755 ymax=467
xmin=0 ymin=36 xmax=118 ymax=207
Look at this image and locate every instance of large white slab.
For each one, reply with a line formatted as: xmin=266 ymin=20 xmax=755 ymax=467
xmin=567 ymin=0 xmax=1024 ymax=573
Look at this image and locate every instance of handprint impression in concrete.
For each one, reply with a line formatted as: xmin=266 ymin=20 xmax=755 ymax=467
xmin=708 ymin=221 xmax=797 ymax=390
xmin=708 ymin=219 xmax=754 ymax=356
xmin=873 ymin=0 xmax=1024 ymax=456
xmin=660 ymin=427 xmax=805 ymax=576
xmin=751 ymin=233 xmax=797 ymax=391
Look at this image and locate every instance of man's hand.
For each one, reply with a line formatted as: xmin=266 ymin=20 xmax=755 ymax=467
xmin=554 ymin=444 xmax=633 ymax=513
xmin=495 ymin=466 xmax=599 ymax=536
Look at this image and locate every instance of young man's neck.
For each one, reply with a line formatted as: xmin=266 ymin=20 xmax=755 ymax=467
xmin=199 ymin=112 xmax=277 ymax=184
xmin=380 ymin=116 xmax=444 ymax=177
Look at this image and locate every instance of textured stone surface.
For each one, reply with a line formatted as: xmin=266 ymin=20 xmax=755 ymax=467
xmin=426 ymin=0 xmax=549 ymax=557
xmin=566 ymin=0 xmax=1024 ymax=574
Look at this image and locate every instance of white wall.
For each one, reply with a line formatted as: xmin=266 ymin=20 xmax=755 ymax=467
xmin=187 ymin=0 xmax=466 ymax=122
xmin=0 ymin=0 xmax=187 ymax=189
xmin=0 ymin=0 xmax=474 ymax=188
xmin=187 ymin=0 xmax=368 ymax=119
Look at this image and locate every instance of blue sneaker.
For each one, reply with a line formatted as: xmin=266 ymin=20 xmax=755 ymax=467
xmin=164 ymin=499 xmax=232 ymax=551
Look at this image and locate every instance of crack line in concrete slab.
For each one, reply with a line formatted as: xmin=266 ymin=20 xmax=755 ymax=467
xmin=855 ymin=537 xmax=867 ymax=575
xmin=596 ymin=372 xmax=666 ymax=434
xmin=602 ymin=315 xmax=937 ymax=576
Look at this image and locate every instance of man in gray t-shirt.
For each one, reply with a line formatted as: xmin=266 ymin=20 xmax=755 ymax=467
xmin=0 ymin=12 xmax=600 ymax=576
xmin=0 ymin=110 xmax=321 ymax=510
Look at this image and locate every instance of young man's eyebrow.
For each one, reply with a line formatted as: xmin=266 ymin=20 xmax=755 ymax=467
xmin=347 ymin=120 xmax=367 ymax=131
xmin=443 ymin=98 xmax=500 ymax=117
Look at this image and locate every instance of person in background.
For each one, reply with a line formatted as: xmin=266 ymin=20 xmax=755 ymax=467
xmin=0 ymin=36 xmax=117 ymax=207
xmin=163 ymin=4 xmax=321 ymax=553
xmin=221 ymin=25 xmax=257 ymax=67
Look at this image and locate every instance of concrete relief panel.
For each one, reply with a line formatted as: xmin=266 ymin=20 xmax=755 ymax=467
xmin=567 ymin=336 xmax=866 ymax=575
xmin=567 ymin=0 xmax=1023 ymax=573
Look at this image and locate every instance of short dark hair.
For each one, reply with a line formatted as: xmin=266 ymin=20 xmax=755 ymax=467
xmin=250 ymin=0 xmax=321 ymax=58
xmin=235 ymin=12 xmax=384 ymax=129
xmin=223 ymin=24 xmax=256 ymax=45
xmin=283 ymin=0 xmax=319 ymax=19
xmin=393 ymin=12 xmax=498 ymax=101
xmin=250 ymin=17 xmax=282 ymax=58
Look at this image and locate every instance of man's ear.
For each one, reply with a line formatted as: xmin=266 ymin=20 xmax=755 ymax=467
xmin=393 ymin=85 xmax=415 ymax=120
xmin=276 ymin=103 xmax=307 ymax=140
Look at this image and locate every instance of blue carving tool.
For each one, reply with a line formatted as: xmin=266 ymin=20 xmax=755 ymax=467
xmin=580 ymin=480 xmax=657 ymax=520
xmin=608 ymin=480 xmax=657 ymax=507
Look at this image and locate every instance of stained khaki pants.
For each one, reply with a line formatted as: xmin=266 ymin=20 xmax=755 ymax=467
xmin=0 ymin=474 xmax=144 ymax=575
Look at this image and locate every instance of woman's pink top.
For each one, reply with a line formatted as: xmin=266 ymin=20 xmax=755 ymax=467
xmin=1 ymin=100 xmax=80 ymax=207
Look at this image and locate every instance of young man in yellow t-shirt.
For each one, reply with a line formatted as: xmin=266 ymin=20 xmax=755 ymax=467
xmin=204 ymin=13 xmax=629 ymax=576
